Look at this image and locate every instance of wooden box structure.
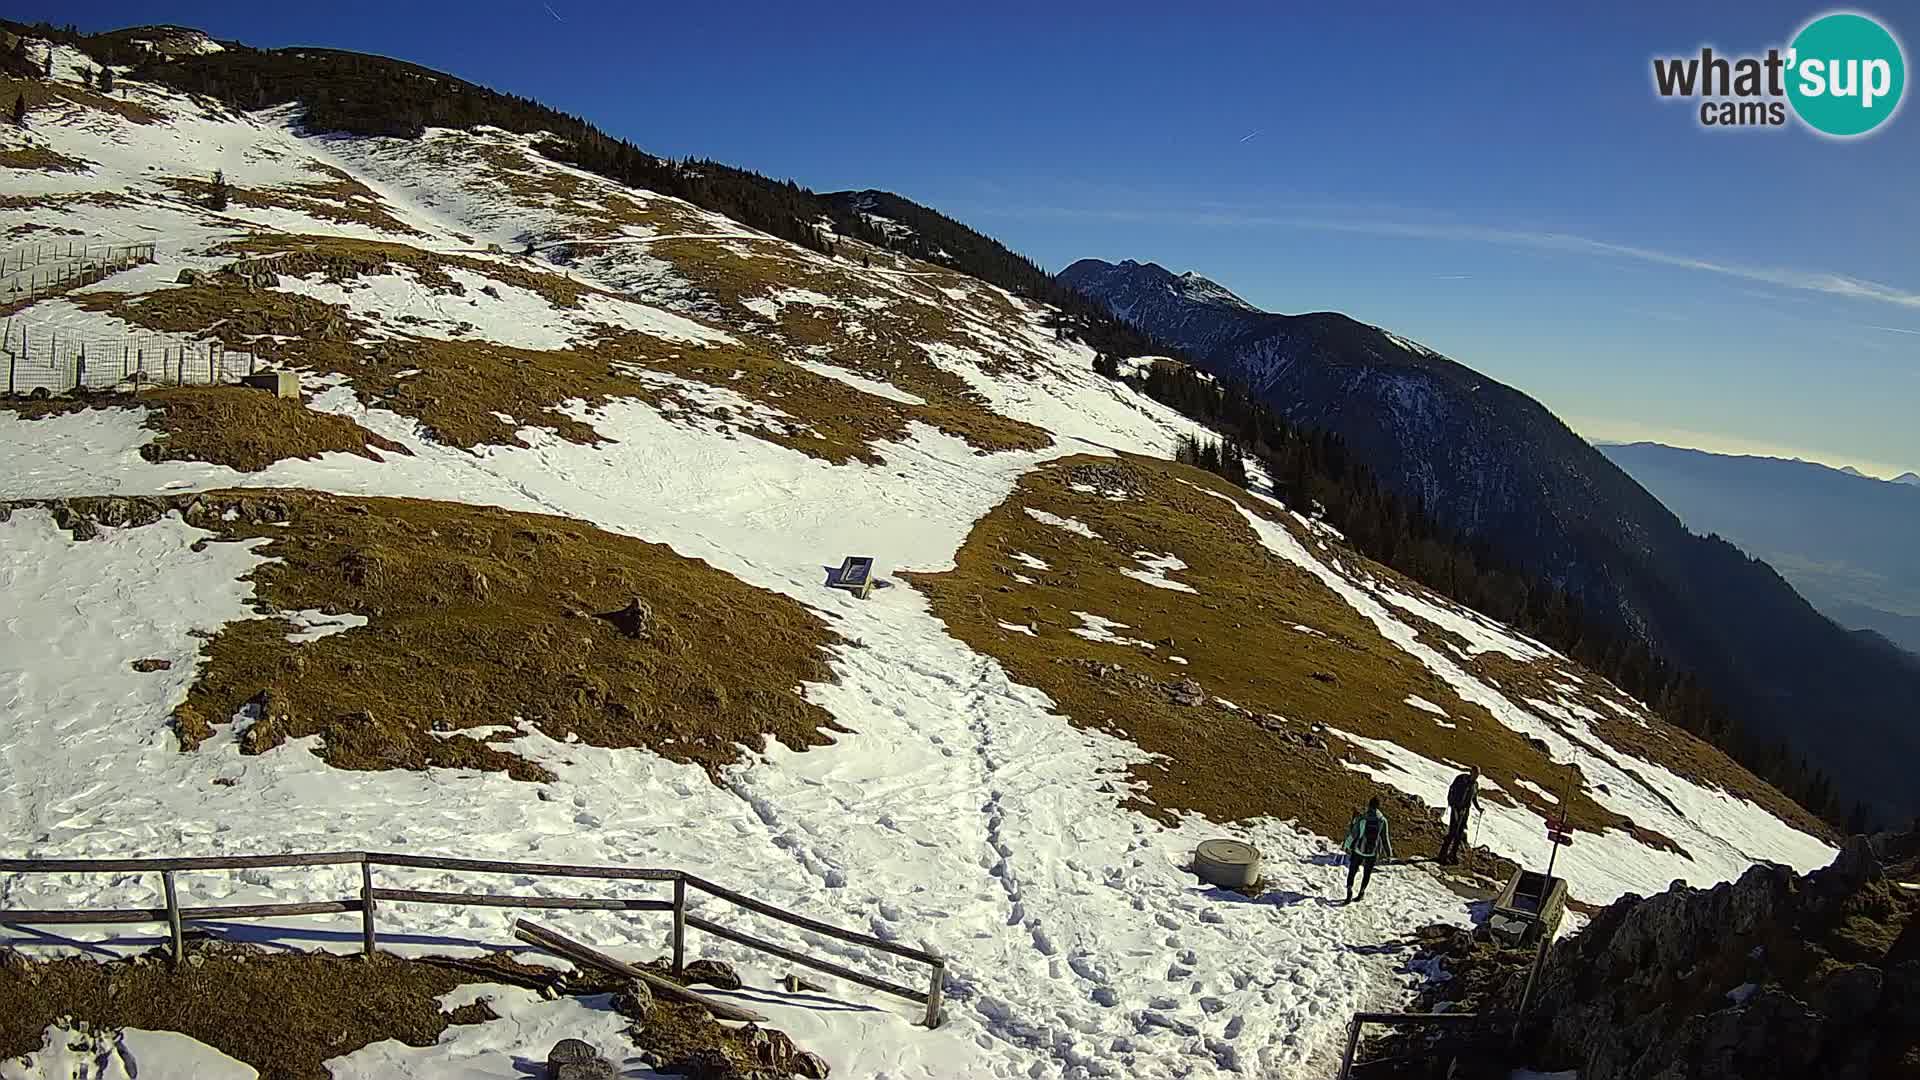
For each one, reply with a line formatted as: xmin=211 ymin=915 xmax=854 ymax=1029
xmin=1488 ymin=868 xmax=1568 ymax=946
xmin=830 ymin=556 xmax=877 ymax=599
xmin=240 ymin=370 xmax=301 ymax=399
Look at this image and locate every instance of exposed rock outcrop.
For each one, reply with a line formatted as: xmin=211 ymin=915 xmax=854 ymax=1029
xmin=1519 ymin=834 xmax=1918 ymax=1080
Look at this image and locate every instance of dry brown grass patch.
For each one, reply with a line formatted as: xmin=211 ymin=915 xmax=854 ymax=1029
xmin=220 ymin=233 xmax=602 ymax=308
xmin=0 ymin=388 xmax=408 ymax=473
xmin=907 ymin=456 xmax=1671 ymax=862
xmin=172 ymin=490 xmax=842 ymax=782
xmin=63 ymin=230 xmax=1047 ymax=463
xmin=647 ymin=237 xmax=1051 ymax=453
xmin=465 ymin=141 xmax=708 ymax=237
xmin=0 ymin=145 xmax=91 ymax=171
xmin=74 ymin=277 xmax=364 ymax=344
xmin=161 ymin=176 xmax=425 ymax=237
xmin=0 ymin=942 xmax=821 ymax=1080
xmin=0 ymin=946 xmax=516 ymax=1080
xmin=0 ymin=75 xmax=166 ymax=124
xmin=0 ymin=191 xmax=135 ymax=212
xmin=134 ymin=385 xmax=411 ymax=472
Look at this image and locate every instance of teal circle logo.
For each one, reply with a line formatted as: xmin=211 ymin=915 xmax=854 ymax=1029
xmin=1787 ymin=12 xmax=1906 ymax=136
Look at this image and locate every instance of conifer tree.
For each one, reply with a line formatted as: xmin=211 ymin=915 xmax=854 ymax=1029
xmin=80 ymin=67 xmax=93 ymax=88
xmin=209 ymin=169 xmax=229 ymax=211
xmin=98 ymin=66 xmax=114 ymax=93
xmin=10 ymin=93 xmax=24 ymax=127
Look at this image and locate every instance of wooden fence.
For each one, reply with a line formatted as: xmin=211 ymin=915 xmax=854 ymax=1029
xmin=0 ymin=850 xmax=947 ymax=1028
xmin=1334 ymin=1011 xmax=1517 ymax=1078
xmin=1334 ymin=924 xmax=1553 ymax=1077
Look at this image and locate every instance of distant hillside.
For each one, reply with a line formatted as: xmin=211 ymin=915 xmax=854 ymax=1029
xmin=1601 ymin=442 xmax=1920 ymax=657
xmin=1060 ymin=258 xmax=1920 ymax=823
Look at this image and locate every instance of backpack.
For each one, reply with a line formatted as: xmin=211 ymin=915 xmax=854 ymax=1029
xmin=1449 ymin=773 xmax=1472 ymax=810
xmin=1361 ymin=812 xmax=1383 ymax=854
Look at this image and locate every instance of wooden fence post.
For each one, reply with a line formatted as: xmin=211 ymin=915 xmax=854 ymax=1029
xmin=672 ymin=876 xmax=686 ymax=975
xmin=1510 ymin=926 xmax=1553 ymax=1048
xmin=1336 ymin=1015 xmax=1364 ymax=1080
xmin=923 ymin=959 xmax=945 ymax=1028
xmin=360 ymin=858 xmax=377 ymax=957
xmin=162 ymin=870 xmax=184 ymax=968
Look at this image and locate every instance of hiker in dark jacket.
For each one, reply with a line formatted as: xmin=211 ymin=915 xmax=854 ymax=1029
xmin=1342 ymin=796 xmax=1393 ymax=902
xmin=1439 ymin=766 xmax=1482 ymax=864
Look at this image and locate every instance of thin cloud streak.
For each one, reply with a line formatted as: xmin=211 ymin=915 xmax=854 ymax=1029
xmin=982 ymin=203 xmax=1920 ymax=311
xmin=1866 ymin=324 xmax=1920 ymax=335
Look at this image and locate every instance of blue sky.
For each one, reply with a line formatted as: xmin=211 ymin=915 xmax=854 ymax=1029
xmin=44 ymin=2 xmax=1920 ymax=476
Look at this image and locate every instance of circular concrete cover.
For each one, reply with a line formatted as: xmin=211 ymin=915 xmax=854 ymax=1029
xmin=1195 ymin=838 xmax=1261 ymax=888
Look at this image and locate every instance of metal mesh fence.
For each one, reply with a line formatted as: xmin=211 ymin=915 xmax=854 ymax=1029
xmin=0 ymin=242 xmax=157 ymax=306
xmin=0 ymin=239 xmax=264 ymax=395
xmin=1 ymin=319 xmax=261 ymax=395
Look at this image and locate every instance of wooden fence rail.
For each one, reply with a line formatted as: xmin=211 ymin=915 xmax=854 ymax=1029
xmin=0 ymin=851 xmax=946 ymax=1027
xmin=1335 ymin=1010 xmax=1517 ymax=1080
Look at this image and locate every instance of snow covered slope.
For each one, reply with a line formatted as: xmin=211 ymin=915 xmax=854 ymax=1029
xmin=0 ymin=37 xmax=1835 ymax=1080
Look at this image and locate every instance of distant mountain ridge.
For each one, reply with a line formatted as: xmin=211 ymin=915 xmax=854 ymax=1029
xmin=1601 ymin=441 xmax=1920 ymax=657
xmin=1060 ymin=257 xmax=1920 ymax=821
xmin=1058 ymin=259 xmax=1272 ymax=362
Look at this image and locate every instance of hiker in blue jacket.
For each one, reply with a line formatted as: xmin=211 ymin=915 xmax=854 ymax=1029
xmin=1343 ymin=796 xmax=1393 ymax=902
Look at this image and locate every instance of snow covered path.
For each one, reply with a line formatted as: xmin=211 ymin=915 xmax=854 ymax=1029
xmin=0 ymin=345 xmax=1834 ymax=1078
xmin=0 ymin=65 xmax=1834 ymax=1076
xmin=0 ymin=510 xmax=1466 ymax=1078
xmin=0 ymin=389 xmax=1474 ymax=1077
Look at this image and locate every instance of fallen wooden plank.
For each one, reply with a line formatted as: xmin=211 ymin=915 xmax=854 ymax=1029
xmin=512 ymin=918 xmax=768 ymax=1023
xmin=681 ymin=873 xmax=940 ymax=963
xmin=685 ymin=912 xmax=926 ymax=1004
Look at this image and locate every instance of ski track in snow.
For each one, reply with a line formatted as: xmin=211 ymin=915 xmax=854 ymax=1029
xmin=0 ymin=62 xmax=1838 ymax=1079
